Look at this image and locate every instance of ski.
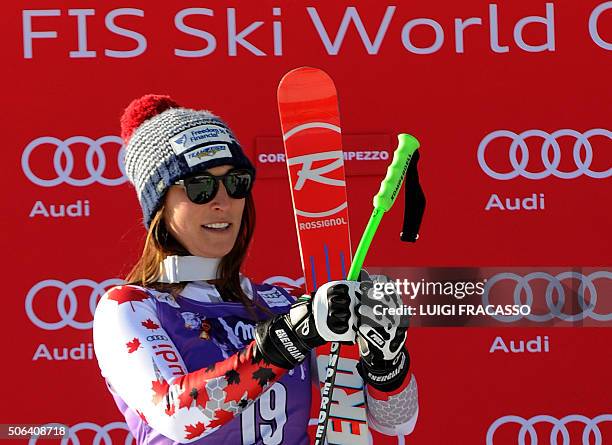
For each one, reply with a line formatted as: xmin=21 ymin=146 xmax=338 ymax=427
xmin=277 ymin=67 xmax=369 ymax=444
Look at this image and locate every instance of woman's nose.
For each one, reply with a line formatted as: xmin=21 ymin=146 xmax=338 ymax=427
xmin=210 ymin=182 xmax=231 ymax=210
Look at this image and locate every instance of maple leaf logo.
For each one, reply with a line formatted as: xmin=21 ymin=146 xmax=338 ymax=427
xmin=141 ymin=319 xmax=160 ymax=330
xmin=106 ymin=286 xmax=149 ymax=306
xmin=151 ymin=379 xmax=169 ymax=405
xmin=184 ymin=422 xmax=206 ymax=440
xmin=179 ymin=371 xmax=212 ymax=410
xmin=208 ymin=409 xmax=234 ymax=429
xmin=195 ymin=380 xmax=215 ymax=409
xmin=252 ymin=367 xmax=276 ymax=388
xmin=225 ymin=370 xmax=240 ymax=385
xmin=208 ymin=409 xmax=234 ymax=428
xmin=126 ymin=337 xmax=141 ymax=353
xmin=178 ymin=387 xmax=198 ymax=410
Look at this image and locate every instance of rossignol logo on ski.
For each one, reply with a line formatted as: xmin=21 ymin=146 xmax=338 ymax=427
xmin=283 ymin=121 xmax=349 ymax=222
xmin=287 ymin=150 xmax=347 ymax=224
xmin=289 ymin=151 xmax=345 ymax=191
xmin=298 ymin=217 xmax=347 ymax=230
xmin=286 ymin=149 xmax=348 ymax=220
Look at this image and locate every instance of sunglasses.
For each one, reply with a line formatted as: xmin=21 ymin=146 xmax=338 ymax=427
xmin=175 ymin=169 xmax=255 ymax=204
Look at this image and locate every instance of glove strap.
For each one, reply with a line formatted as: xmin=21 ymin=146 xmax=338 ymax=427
xmin=357 ymin=347 xmax=410 ymax=392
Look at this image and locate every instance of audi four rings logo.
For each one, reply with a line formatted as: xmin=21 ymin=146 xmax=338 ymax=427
xmin=486 ymin=414 xmax=612 ymax=445
xmin=477 ymin=128 xmax=612 ymax=180
xmin=25 ymin=279 xmax=123 ymax=330
xmin=21 ymin=136 xmax=127 ymax=187
xmin=482 ymin=271 xmax=611 ymax=322
xmin=29 ymin=422 xmax=134 ymax=444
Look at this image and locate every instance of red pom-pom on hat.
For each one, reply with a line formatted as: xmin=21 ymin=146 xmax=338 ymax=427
xmin=120 ymin=94 xmax=180 ymax=142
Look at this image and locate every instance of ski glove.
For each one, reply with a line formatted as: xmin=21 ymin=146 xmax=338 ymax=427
xmin=255 ymin=281 xmax=359 ymax=369
xmin=356 ymin=271 xmax=410 ymax=392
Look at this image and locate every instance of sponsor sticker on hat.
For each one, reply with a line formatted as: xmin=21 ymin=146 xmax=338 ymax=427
xmin=170 ymin=124 xmax=233 ymax=155
xmin=258 ymin=288 xmax=291 ymax=307
xmin=183 ymin=143 xmax=233 ymax=167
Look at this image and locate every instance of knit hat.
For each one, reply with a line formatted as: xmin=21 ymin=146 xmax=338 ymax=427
xmin=121 ymin=94 xmax=255 ymax=228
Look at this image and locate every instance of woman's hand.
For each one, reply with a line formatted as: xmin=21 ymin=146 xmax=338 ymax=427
xmin=254 ymin=280 xmax=361 ymax=369
xmin=254 ymin=272 xmax=411 ymax=391
xmin=355 ymin=271 xmax=410 ymax=392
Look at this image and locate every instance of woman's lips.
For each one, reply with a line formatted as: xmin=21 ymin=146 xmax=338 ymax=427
xmin=201 ymin=222 xmax=231 ymax=232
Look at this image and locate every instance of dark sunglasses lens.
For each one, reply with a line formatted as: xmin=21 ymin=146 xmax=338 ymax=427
xmin=224 ymin=170 xmax=253 ymax=198
xmin=185 ymin=176 xmax=216 ymax=204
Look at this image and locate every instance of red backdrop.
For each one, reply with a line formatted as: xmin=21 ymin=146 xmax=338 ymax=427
xmin=4 ymin=0 xmax=611 ymax=444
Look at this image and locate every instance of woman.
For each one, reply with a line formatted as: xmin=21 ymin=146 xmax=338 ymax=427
xmin=93 ymin=94 xmax=418 ymax=444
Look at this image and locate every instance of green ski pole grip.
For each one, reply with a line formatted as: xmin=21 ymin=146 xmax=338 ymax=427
xmin=373 ymin=134 xmax=420 ymax=212
xmin=347 ymin=134 xmax=419 ymax=280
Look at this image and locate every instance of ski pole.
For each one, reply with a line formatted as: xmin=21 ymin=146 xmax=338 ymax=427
xmin=315 ymin=133 xmax=420 ymax=444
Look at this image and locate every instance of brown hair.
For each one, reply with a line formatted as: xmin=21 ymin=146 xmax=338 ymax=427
xmin=125 ymin=195 xmax=259 ymax=312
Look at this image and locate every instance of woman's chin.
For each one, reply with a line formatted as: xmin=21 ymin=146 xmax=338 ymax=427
xmin=191 ymin=243 xmax=234 ymax=259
